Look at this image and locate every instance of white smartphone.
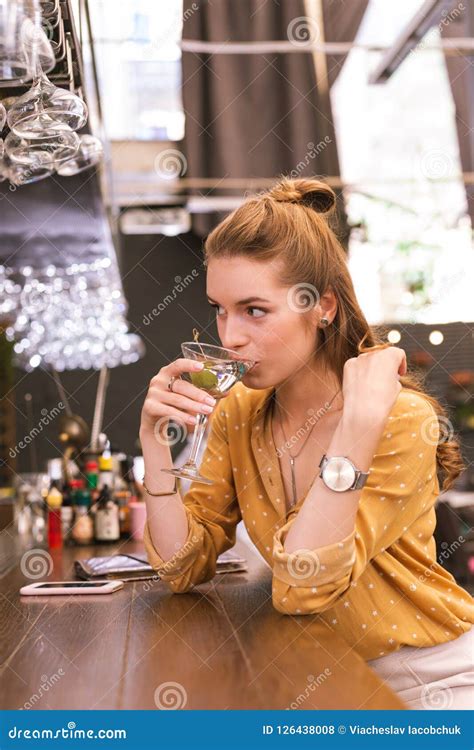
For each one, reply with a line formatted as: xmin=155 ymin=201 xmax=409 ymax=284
xmin=20 ymin=580 xmax=124 ymax=596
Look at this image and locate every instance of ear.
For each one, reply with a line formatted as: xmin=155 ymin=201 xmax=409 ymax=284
xmin=317 ymin=287 xmax=337 ymax=325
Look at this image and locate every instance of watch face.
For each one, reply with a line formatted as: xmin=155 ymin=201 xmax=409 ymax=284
xmin=322 ymin=456 xmax=356 ymax=492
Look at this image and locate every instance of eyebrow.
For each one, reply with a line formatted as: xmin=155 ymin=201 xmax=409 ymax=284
xmin=207 ymin=296 xmax=271 ymax=306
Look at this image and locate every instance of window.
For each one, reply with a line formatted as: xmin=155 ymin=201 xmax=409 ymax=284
xmin=89 ymin=0 xmax=184 ymax=141
xmin=332 ymin=0 xmax=473 ymax=323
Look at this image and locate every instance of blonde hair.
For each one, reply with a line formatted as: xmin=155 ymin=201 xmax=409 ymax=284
xmin=204 ymin=177 xmax=464 ymax=492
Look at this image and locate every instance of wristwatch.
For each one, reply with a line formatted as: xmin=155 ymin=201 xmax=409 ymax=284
xmin=318 ymin=454 xmax=369 ymax=492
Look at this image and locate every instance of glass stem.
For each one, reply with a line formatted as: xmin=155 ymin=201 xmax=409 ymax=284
xmin=184 ymin=413 xmax=208 ymax=466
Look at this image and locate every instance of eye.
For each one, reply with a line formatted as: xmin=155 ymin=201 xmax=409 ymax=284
xmin=247 ymin=307 xmax=266 ymax=318
xmin=208 ymin=302 xmax=267 ymax=319
xmin=209 ymin=302 xmax=225 ymax=316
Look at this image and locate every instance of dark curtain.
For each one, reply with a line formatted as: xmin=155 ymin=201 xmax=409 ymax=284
xmin=441 ymin=3 xmax=474 ymax=226
xmin=181 ymin=0 xmax=368 ymax=241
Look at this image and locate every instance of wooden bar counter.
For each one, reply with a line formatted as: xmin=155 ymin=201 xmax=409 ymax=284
xmin=0 ymin=535 xmax=406 ymax=710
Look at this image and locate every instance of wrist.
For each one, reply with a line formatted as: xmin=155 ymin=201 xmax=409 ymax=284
xmin=340 ymin=407 xmax=387 ymax=434
xmin=139 ymin=423 xmax=155 ymax=440
xmin=328 ymin=413 xmax=386 ymax=474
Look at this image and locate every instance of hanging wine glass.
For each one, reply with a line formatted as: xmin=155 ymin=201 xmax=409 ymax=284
xmin=41 ymin=0 xmax=60 ymax=17
xmin=0 ymin=1 xmax=54 ymax=82
xmin=5 ymin=128 xmax=80 ymax=166
xmin=20 ymin=17 xmax=55 ymax=75
xmin=0 ymin=100 xmax=5 ymax=174
xmin=8 ymin=159 xmax=54 ymax=185
xmin=0 ymin=143 xmax=7 ymax=182
xmin=56 ymin=135 xmax=103 ymax=176
xmin=7 ymin=67 xmax=88 ymax=138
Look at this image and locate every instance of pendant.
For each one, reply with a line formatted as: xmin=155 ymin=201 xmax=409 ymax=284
xmin=289 ymin=457 xmax=297 ymax=507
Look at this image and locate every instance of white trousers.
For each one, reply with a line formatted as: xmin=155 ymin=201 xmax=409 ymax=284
xmin=367 ymin=627 xmax=474 ymax=710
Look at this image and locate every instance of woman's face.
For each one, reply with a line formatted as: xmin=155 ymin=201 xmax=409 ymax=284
xmin=206 ymin=257 xmax=330 ymax=389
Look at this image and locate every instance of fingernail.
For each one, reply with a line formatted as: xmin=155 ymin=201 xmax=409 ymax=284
xmin=202 ymin=404 xmax=214 ymax=413
xmin=194 ymin=362 xmax=204 ymax=369
xmin=205 ymin=396 xmax=217 ymax=406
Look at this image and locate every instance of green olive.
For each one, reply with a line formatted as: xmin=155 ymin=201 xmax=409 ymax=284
xmin=190 ymin=366 xmax=218 ymax=391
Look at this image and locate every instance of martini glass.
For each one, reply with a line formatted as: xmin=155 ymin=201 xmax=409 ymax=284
xmin=161 ymin=342 xmax=255 ymax=485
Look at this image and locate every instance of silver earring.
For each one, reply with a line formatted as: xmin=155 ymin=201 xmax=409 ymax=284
xmin=320 ymin=317 xmax=329 ymax=327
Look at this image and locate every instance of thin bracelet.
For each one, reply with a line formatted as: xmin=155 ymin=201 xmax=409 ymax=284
xmin=143 ymin=478 xmax=178 ymax=496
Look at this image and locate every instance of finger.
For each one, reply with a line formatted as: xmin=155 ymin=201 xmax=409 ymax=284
xmin=144 ymin=401 xmax=198 ymax=426
xmin=164 ymin=391 xmax=216 ymax=415
xmin=170 ymin=377 xmax=217 ymax=405
xmin=154 ymin=404 xmax=196 ymax=424
xmin=398 ymin=353 xmax=407 ymax=376
xmin=390 ymin=346 xmax=407 ymax=376
xmin=166 ymin=358 xmax=204 ymax=376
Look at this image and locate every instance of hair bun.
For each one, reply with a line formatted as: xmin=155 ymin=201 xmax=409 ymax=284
xmin=268 ymin=178 xmax=336 ymax=215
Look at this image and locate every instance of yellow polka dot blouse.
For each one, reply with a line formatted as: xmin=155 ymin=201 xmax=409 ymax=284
xmin=143 ymin=384 xmax=474 ymax=660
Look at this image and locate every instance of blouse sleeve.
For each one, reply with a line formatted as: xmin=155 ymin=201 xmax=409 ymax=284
xmin=143 ymin=405 xmax=241 ymax=593
xmin=271 ymin=391 xmax=440 ymax=614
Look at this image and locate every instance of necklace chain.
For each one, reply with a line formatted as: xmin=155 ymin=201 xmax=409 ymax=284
xmin=275 ymin=388 xmax=341 ymax=459
xmin=273 ymin=389 xmax=342 ymax=508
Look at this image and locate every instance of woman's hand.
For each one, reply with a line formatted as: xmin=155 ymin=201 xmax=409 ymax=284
xmin=341 ymin=346 xmax=407 ymax=429
xmin=140 ymin=358 xmax=217 ymax=436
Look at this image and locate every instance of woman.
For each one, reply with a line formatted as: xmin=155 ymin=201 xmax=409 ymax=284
xmin=140 ymin=178 xmax=474 ymax=709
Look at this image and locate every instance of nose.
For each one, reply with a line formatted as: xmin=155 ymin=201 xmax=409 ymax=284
xmin=218 ymin=316 xmax=249 ymax=353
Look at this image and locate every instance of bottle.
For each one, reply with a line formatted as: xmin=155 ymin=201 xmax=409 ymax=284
xmin=46 ymin=481 xmax=63 ymax=549
xmin=114 ymin=456 xmax=137 ymax=538
xmin=71 ymin=489 xmax=94 ymax=546
xmin=60 ymin=481 xmax=74 ymax=543
xmin=114 ymin=487 xmax=131 ymax=538
xmin=85 ymin=459 xmax=99 ymax=495
xmin=94 ymin=485 xmax=120 ymax=543
xmin=98 ymin=456 xmax=115 ymax=492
